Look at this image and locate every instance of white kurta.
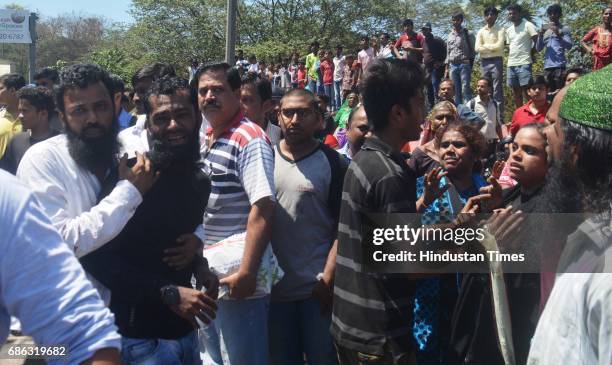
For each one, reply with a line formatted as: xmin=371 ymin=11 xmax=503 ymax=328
xmin=16 ymin=134 xmax=143 ymax=302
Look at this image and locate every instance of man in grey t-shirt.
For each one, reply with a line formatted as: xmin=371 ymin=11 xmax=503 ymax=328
xmin=269 ymin=88 xmax=347 ymax=365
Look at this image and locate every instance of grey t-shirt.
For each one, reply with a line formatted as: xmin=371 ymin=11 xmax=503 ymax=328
xmin=271 ymin=144 xmax=335 ymax=301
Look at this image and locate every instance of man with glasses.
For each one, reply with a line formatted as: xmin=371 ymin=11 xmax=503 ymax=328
xmin=269 ymin=88 xmax=348 ymax=365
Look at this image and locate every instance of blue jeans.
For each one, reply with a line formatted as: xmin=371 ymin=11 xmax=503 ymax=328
xmin=481 ymin=57 xmax=504 ymax=112
xmin=333 ymin=80 xmax=342 ymax=110
xmin=199 ymin=296 xmax=270 ymax=365
xmin=307 ymin=79 xmax=317 ymax=93
xmin=121 ymin=331 xmax=200 ymax=365
xmin=425 ymin=64 xmax=443 ymax=110
xmin=449 ymin=63 xmax=472 ymax=105
xmin=324 ymin=84 xmax=333 ymax=103
xmin=269 ymin=298 xmax=337 ymax=365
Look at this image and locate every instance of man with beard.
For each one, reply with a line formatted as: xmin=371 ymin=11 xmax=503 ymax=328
xmin=119 ymin=63 xmax=176 ymax=154
xmin=17 ymin=64 xmax=157 ymax=302
xmin=527 ymin=65 xmax=612 ymax=363
xmin=80 ymin=75 xmax=218 ymax=365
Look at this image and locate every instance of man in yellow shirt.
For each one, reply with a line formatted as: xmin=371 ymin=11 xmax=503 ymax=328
xmin=0 ymin=74 xmax=26 ymax=158
xmin=475 ymin=6 xmax=505 ymax=112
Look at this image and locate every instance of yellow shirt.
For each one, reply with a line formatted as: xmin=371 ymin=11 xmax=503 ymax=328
xmin=0 ymin=111 xmax=22 ymax=159
xmin=475 ymin=24 xmax=505 ymax=59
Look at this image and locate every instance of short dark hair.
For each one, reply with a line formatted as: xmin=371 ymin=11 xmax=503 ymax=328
xmin=143 ymin=75 xmax=196 ymax=116
xmin=16 ymin=86 xmax=55 ymax=117
xmin=240 ymin=72 xmax=272 ymax=102
xmin=477 ymin=77 xmax=492 ymax=87
xmin=484 ymin=6 xmax=499 ymax=16
xmin=109 ymin=74 xmax=125 ymax=94
xmin=360 ymin=35 xmax=369 ymax=42
xmin=402 ymin=19 xmax=414 ymax=27
xmin=191 ymin=62 xmax=241 ymax=91
xmin=280 ymin=88 xmax=318 ymax=110
xmin=452 ymin=11 xmax=464 ymax=20
xmin=33 ymin=67 xmax=59 ymax=83
xmin=131 ymin=62 xmax=176 ymax=87
xmin=440 ymin=78 xmax=455 ymax=88
xmin=0 ymin=73 xmax=26 ymax=91
xmin=507 ymin=4 xmax=522 ymax=14
xmin=360 ymin=59 xmax=424 ymax=131
xmin=317 ymin=94 xmax=331 ymax=105
xmin=380 ymin=32 xmax=390 ymax=39
xmin=527 ymin=74 xmax=548 ymax=88
xmin=564 ymin=67 xmax=584 ymax=80
xmin=55 ymin=64 xmax=114 ymax=113
xmin=546 ymin=4 xmax=562 ymax=16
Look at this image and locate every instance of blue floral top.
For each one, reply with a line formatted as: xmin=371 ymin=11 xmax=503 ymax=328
xmin=412 ymin=173 xmax=487 ymax=364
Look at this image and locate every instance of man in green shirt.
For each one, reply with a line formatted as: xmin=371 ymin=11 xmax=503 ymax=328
xmin=305 ymin=41 xmax=320 ymax=93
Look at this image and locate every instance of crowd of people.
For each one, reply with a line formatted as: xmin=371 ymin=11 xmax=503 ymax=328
xmin=0 ymin=3 xmax=611 ymax=365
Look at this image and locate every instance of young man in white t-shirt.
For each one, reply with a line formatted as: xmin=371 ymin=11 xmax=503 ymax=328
xmin=332 ymin=45 xmax=345 ymax=111
xmin=240 ymin=72 xmax=282 ymax=145
xmin=506 ymin=3 xmax=538 ymax=109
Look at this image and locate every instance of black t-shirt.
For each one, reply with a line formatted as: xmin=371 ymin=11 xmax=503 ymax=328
xmin=423 ymin=36 xmax=447 ymax=66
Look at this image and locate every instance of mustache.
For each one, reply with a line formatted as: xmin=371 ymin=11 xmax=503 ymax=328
xmin=204 ymin=101 xmax=220 ymax=109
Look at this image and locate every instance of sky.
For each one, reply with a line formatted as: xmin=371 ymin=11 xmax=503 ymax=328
xmin=2 ymin=0 xmax=134 ymax=23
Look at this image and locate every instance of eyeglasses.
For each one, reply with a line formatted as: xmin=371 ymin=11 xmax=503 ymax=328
xmin=280 ymin=108 xmax=315 ymax=119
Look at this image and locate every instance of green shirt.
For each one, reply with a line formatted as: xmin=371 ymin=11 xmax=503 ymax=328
xmin=305 ymin=53 xmax=319 ymax=81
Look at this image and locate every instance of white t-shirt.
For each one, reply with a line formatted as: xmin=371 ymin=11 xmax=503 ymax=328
xmin=506 ymin=20 xmax=538 ymax=66
xmin=333 ymin=55 xmax=345 ymax=82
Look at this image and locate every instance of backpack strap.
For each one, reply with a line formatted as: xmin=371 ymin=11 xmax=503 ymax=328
xmin=319 ymin=143 xmax=349 ymax=229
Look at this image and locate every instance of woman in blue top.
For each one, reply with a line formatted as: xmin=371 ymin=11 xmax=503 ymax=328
xmin=412 ymin=122 xmax=491 ymax=364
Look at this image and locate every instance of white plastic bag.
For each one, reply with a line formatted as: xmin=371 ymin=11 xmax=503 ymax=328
xmin=203 ymin=232 xmax=284 ymax=299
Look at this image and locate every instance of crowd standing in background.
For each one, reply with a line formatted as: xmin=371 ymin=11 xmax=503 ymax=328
xmin=1 ymin=3 xmax=612 ymax=365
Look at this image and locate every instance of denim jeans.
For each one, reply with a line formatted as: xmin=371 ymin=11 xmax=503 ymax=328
xmin=324 ymin=84 xmax=334 ymax=104
xmin=481 ymin=57 xmax=504 ymax=112
xmin=199 ymin=295 xmax=270 ymax=365
xmin=307 ymin=79 xmax=317 ymax=93
xmin=333 ymin=80 xmax=342 ymax=110
xmin=425 ymin=64 xmax=443 ymax=110
xmin=268 ymin=298 xmax=337 ymax=365
xmin=449 ymin=62 xmax=472 ymax=105
xmin=121 ymin=331 xmax=200 ymax=365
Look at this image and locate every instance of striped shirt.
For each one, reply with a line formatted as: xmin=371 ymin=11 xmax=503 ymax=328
xmin=331 ymin=135 xmax=417 ymax=357
xmin=201 ymin=112 xmax=275 ymax=246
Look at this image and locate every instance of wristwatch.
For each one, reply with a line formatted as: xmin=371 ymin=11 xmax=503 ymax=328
xmin=160 ymin=285 xmax=180 ymax=306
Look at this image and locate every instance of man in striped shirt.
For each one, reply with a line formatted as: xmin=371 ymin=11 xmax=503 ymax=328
xmin=332 ymin=58 xmax=425 ymax=364
xmin=192 ymin=62 xmax=275 ymax=365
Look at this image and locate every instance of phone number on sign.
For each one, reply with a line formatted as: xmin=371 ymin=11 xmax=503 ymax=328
xmin=1 ymin=344 xmax=67 ymax=359
xmin=0 ymin=33 xmax=25 ymax=39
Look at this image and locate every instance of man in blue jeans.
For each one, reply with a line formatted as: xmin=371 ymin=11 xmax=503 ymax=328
xmin=445 ymin=12 xmax=475 ymax=105
xmin=269 ymin=88 xmax=347 ymax=365
xmin=195 ymin=62 xmax=276 ymax=365
xmin=332 ymin=45 xmax=345 ymax=111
